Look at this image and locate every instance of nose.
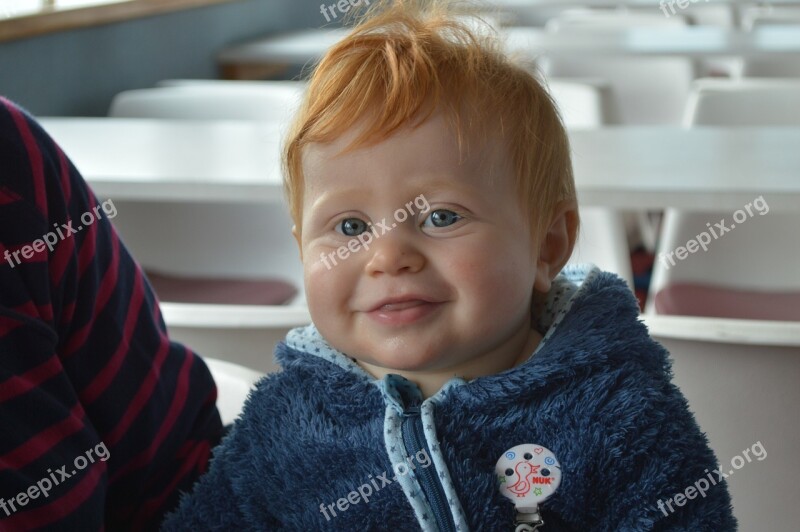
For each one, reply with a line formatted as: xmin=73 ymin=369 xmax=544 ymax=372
xmin=364 ymin=231 xmax=426 ymax=276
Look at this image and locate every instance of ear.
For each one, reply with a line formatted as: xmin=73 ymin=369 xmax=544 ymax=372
xmin=533 ymin=199 xmax=579 ymax=293
xmin=292 ymin=225 xmax=303 ymax=261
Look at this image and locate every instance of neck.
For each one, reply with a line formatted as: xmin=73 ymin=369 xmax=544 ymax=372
xmin=358 ymin=327 xmax=543 ymax=399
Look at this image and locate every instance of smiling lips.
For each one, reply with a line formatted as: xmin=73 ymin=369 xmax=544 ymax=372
xmin=366 ymin=297 xmax=443 ymax=326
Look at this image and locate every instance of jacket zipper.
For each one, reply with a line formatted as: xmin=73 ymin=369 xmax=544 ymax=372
xmin=401 ymin=404 xmax=457 ymax=531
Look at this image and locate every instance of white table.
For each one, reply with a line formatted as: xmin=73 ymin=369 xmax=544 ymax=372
xmin=569 ymin=127 xmax=800 ymax=211
xmin=486 ymin=0 xmax=800 ymax=6
xmin=40 ymin=118 xmax=286 ymax=203
xmin=39 ymin=118 xmax=800 ymax=212
xmin=217 ymin=26 xmax=800 ymax=78
xmin=217 ymin=29 xmax=348 ymax=68
xmin=505 ymin=26 xmax=800 ymax=58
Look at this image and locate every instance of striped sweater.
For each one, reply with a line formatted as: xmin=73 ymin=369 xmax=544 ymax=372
xmin=0 ymin=97 xmax=223 ymax=530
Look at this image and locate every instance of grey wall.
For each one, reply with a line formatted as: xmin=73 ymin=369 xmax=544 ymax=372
xmin=0 ymin=0 xmax=325 ymax=116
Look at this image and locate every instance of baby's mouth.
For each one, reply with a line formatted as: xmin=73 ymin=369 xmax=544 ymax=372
xmin=376 ymin=300 xmax=429 ymax=311
xmin=365 ymin=297 xmax=444 ymax=326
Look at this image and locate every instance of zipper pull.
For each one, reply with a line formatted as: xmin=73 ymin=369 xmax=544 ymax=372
xmin=496 ymin=444 xmax=562 ymax=531
xmin=402 ymin=404 xmax=421 ymax=417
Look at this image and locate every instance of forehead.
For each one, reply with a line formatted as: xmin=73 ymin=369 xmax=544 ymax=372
xmin=300 ymin=111 xmax=512 ymax=197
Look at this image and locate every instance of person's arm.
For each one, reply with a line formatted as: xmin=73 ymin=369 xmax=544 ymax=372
xmin=161 ymin=368 xmax=292 ymax=530
xmin=0 ymin=97 xmax=223 ymax=530
xmin=160 ymin=427 xmax=258 ymax=530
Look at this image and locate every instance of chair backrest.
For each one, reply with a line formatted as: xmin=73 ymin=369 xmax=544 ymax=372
xmin=109 ymin=83 xmax=305 ymax=123
xmin=546 ymin=78 xmax=615 ymax=128
xmin=683 ymin=78 xmax=800 ymax=126
xmin=545 ymin=9 xmax=690 ymax=31
xmin=742 ymin=56 xmax=800 ymax=78
xmin=644 ymin=315 xmax=800 ymax=532
xmin=677 ymin=4 xmax=734 ymax=28
xmin=648 ymin=209 xmax=800 ymax=306
xmin=543 ymin=56 xmax=696 ymax=125
xmin=110 ymin=201 xmax=305 ymax=302
xmin=542 ymin=12 xmax=696 ymax=125
xmin=568 ymin=207 xmax=634 ymax=289
xmin=740 ymin=5 xmax=800 ymax=77
xmin=157 ymin=79 xmax=304 ymax=89
xmin=740 ymin=6 xmax=800 ymax=31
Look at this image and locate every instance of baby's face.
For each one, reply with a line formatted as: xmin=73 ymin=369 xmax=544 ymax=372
xmin=296 ymin=112 xmax=547 ymax=375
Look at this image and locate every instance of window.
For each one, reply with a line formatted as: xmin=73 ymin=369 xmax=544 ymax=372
xmin=1 ymin=0 xmax=127 ymax=20
xmin=0 ymin=0 xmax=233 ymax=41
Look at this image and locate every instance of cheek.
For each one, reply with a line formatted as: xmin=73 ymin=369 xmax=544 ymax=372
xmin=441 ymin=237 xmax=536 ymax=314
xmin=304 ymin=253 xmax=336 ymax=309
xmin=303 ymin=248 xmax=359 ymax=320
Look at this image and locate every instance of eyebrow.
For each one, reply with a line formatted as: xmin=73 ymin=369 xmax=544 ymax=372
xmin=306 ymin=175 xmax=484 ymax=217
xmin=307 ymin=188 xmax=367 ymax=213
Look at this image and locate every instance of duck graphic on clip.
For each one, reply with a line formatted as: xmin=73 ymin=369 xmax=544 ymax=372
xmin=506 ymin=462 xmax=543 ymax=497
xmin=496 ymin=444 xmax=562 ymax=509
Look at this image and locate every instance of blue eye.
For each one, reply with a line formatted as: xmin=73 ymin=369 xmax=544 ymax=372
xmin=423 ymin=209 xmax=461 ymax=228
xmin=336 ymin=217 xmax=370 ymax=236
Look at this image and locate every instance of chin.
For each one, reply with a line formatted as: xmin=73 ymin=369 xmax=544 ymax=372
xmin=360 ymin=345 xmax=444 ymax=373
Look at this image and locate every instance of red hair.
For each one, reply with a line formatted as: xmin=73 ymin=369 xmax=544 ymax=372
xmin=283 ymin=0 xmax=578 ymax=242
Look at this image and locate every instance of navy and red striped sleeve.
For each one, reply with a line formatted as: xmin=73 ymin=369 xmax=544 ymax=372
xmin=0 ymin=97 xmax=223 ymax=530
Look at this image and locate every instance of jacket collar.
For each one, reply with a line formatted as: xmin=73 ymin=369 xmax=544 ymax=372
xmin=279 ymin=264 xmax=643 ymax=403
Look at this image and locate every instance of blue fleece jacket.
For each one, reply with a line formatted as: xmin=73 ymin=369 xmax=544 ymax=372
xmin=162 ymin=265 xmax=736 ymax=531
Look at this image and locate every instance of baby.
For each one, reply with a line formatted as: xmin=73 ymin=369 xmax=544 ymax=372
xmin=162 ymin=1 xmax=735 ymax=530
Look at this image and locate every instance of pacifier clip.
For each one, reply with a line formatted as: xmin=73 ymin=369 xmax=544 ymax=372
xmin=495 ymin=444 xmax=562 ymax=532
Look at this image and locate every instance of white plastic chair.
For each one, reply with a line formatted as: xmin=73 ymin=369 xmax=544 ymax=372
xmin=109 ymin=83 xmax=305 ymax=124
xmin=541 ymin=10 xmax=697 ymax=125
xmin=108 ymin=83 xmax=311 ymax=371
xmin=203 ymin=357 xmax=265 ymax=425
xmin=643 ymin=315 xmax=800 ymax=531
xmin=648 ymin=78 xmax=800 ymax=316
xmin=545 ymin=79 xmax=633 ymax=289
xmin=109 ymin=200 xmax=309 ymax=374
xmin=641 ymin=80 xmax=800 ymax=531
